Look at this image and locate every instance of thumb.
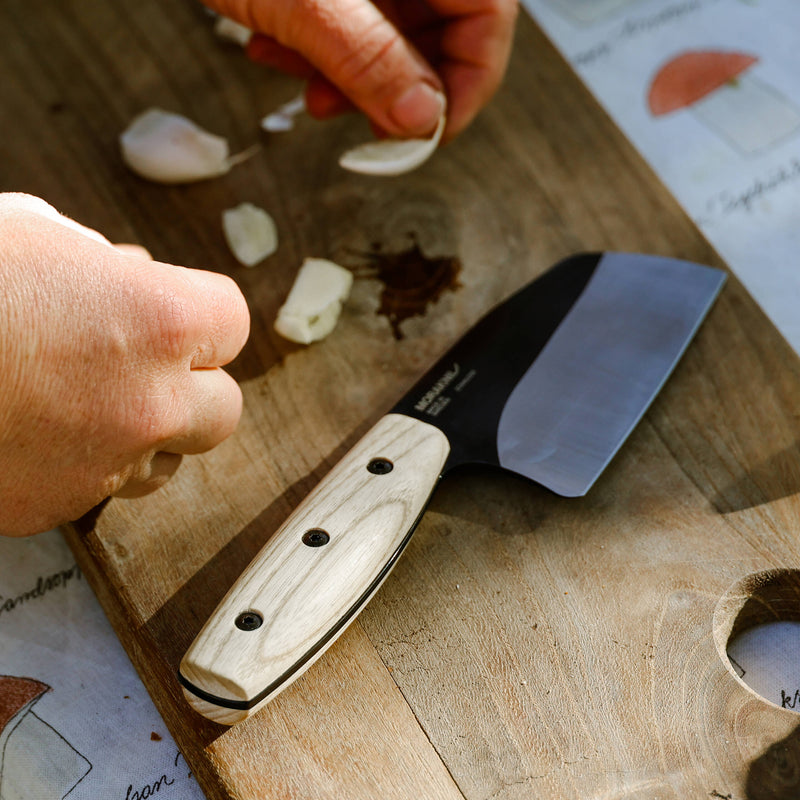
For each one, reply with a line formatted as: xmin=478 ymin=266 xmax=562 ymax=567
xmin=230 ymin=0 xmax=446 ymax=136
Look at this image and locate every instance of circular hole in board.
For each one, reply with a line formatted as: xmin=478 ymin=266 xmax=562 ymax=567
xmin=715 ymin=569 xmax=800 ymax=712
xmin=728 ymin=621 xmax=800 ymax=710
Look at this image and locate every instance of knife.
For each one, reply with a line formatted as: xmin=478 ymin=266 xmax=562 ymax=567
xmin=179 ymin=251 xmax=725 ymax=724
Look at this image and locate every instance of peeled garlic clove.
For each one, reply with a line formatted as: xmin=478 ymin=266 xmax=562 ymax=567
xmin=222 ymin=202 xmax=278 ymax=267
xmin=120 ymin=108 xmax=231 ymax=184
xmin=339 ymin=112 xmax=446 ymax=176
xmin=213 ymin=16 xmax=251 ymax=47
xmin=274 ymin=258 xmax=354 ymax=344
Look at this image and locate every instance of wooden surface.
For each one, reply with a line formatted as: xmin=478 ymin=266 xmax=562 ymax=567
xmin=181 ymin=413 xmax=451 ymax=724
xmin=4 ymin=1 xmax=800 ymax=798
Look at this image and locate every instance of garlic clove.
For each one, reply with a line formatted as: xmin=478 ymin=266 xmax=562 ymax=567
xmin=222 ymin=202 xmax=278 ymax=267
xmin=338 ymin=112 xmax=446 ymax=176
xmin=120 ymin=108 xmax=231 ymax=184
xmin=274 ymin=258 xmax=354 ymax=344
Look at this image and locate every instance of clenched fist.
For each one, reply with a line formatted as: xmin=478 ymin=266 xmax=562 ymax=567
xmin=0 ymin=194 xmax=250 ymax=536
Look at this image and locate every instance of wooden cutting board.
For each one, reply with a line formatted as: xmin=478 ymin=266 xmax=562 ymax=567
xmin=4 ymin=1 xmax=800 ymax=797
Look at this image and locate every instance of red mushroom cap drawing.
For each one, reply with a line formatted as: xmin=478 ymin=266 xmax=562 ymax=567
xmin=0 ymin=675 xmax=50 ymax=734
xmin=0 ymin=675 xmax=91 ymax=798
xmin=648 ymin=51 xmax=759 ymax=116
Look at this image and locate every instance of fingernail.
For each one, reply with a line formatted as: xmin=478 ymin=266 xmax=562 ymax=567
xmin=389 ymin=83 xmax=446 ymax=136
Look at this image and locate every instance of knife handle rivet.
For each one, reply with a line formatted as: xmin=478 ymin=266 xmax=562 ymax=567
xmin=302 ymin=529 xmax=330 ymax=547
xmin=235 ymin=611 xmax=263 ymax=632
xmin=367 ymin=458 xmax=393 ymax=475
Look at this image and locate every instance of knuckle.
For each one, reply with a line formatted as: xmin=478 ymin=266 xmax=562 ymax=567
xmin=225 ymin=280 xmax=251 ymax=344
xmin=151 ymin=287 xmax=194 ymax=360
xmin=196 ymin=274 xmax=250 ymax=363
xmin=341 ymin=42 xmax=409 ymax=99
xmin=118 ymin=381 xmax=184 ymax=448
xmin=288 ymin=2 xmax=405 ymax=92
xmin=333 ymin=28 xmax=399 ymax=87
xmin=128 ymin=265 xmax=196 ymax=361
xmin=215 ymin=272 xmax=249 ymax=323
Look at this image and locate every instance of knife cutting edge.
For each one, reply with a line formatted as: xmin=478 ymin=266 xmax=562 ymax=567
xmin=178 ymin=252 xmax=726 ymax=724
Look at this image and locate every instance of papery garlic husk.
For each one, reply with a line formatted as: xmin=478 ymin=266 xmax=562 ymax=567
xmin=222 ymin=202 xmax=278 ymax=267
xmin=260 ymin=94 xmax=307 ymax=133
xmin=274 ymin=258 xmax=354 ymax=344
xmin=339 ymin=111 xmax=446 ymax=176
xmin=120 ymin=108 xmax=231 ymax=184
xmin=213 ymin=16 xmax=252 ymax=46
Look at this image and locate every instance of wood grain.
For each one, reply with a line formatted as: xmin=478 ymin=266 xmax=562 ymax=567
xmin=181 ymin=413 xmax=449 ymax=724
xmin=4 ymin=0 xmax=800 ymax=798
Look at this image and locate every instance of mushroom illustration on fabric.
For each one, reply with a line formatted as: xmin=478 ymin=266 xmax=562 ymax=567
xmin=545 ymin=0 xmax=643 ymax=25
xmin=648 ymin=50 xmax=800 ymax=154
xmin=0 ymin=675 xmax=91 ymax=800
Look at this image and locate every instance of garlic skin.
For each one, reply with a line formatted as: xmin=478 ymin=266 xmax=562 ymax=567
xmin=274 ymin=258 xmax=354 ymax=344
xmin=260 ymin=94 xmax=307 ymax=133
xmin=222 ymin=203 xmax=278 ymax=267
xmin=120 ymin=108 xmax=231 ymax=184
xmin=213 ymin=16 xmax=252 ymax=47
xmin=339 ymin=112 xmax=446 ymax=176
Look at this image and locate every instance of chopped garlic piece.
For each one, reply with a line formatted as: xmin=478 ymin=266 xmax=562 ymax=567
xmin=222 ymin=203 xmax=278 ymax=267
xmin=213 ymin=16 xmax=252 ymax=46
xmin=261 ymin=94 xmax=307 ymax=133
xmin=274 ymin=258 xmax=353 ymax=344
xmin=120 ymin=108 xmax=231 ymax=184
xmin=339 ymin=112 xmax=446 ymax=176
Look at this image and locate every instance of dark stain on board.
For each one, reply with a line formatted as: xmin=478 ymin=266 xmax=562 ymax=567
xmin=354 ymin=239 xmax=462 ymax=339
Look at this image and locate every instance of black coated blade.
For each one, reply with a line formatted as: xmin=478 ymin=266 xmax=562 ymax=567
xmin=393 ymin=252 xmax=725 ymax=495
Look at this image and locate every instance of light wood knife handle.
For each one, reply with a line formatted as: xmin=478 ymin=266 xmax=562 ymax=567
xmin=179 ymin=413 xmax=450 ymax=725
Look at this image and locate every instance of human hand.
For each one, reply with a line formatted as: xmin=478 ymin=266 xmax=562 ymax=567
xmin=208 ymin=0 xmax=518 ymax=141
xmin=0 ymin=194 xmax=250 ymax=536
